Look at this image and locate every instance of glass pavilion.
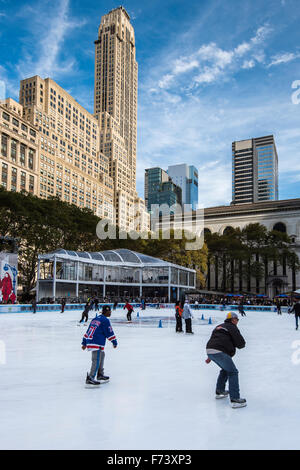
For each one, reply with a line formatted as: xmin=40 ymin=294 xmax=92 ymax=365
xmin=36 ymin=249 xmax=196 ymax=302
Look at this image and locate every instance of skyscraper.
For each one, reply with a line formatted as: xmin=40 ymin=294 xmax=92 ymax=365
xmin=232 ymin=135 xmax=278 ymax=205
xmin=167 ymin=164 xmax=198 ymax=210
xmin=145 ymin=167 xmax=182 ymax=214
xmin=94 ymin=7 xmax=148 ymax=232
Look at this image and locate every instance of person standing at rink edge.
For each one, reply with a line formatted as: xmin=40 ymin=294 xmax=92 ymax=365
xmin=175 ymin=301 xmax=183 ymax=332
xmin=82 ymin=305 xmax=118 ymax=387
xmin=290 ymin=299 xmax=300 ymax=330
xmin=205 ymin=311 xmax=247 ymax=408
xmin=182 ymin=301 xmax=194 ymax=334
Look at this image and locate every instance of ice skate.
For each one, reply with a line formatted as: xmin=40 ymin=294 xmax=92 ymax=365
xmin=85 ymin=373 xmax=100 ymax=388
xmin=231 ymin=398 xmax=247 ymax=408
xmin=97 ymin=374 xmax=110 ymax=382
xmin=215 ymin=390 xmax=229 ymax=399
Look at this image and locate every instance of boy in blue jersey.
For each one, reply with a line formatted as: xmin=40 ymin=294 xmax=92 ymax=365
xmin=82 ymin=305 xmax=118 ymax=387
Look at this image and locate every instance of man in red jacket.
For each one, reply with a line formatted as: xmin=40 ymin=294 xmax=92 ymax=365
xmin=123 ymin=301 xmax=134 ymax=322
xmin=206 ymin=312 xmax=246 ymax=408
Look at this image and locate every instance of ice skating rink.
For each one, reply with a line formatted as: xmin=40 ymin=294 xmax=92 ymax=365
xmin=0 ymin=306 xmax=300 ymax=450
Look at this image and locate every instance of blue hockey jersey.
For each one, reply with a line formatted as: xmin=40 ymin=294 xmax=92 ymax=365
xmin=82 ymin=314 xmax=117 ymax=351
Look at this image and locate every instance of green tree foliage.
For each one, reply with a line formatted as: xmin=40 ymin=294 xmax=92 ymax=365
xmin=205 ymin=223 xmax=300 ymax=293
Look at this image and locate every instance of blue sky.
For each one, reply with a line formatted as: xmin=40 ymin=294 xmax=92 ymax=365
xmin=1 ymin=0 xmax=300 ymax=207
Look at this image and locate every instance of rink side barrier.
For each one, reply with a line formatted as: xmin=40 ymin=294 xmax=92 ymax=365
xmin=0 ymin=302 xmax=280 ymax=314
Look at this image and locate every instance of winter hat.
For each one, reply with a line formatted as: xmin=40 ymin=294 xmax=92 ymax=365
xmin=102 ymin=305 xmax=111 ymax=314
xmin=226 ymin=311 xmax=239 ymax=320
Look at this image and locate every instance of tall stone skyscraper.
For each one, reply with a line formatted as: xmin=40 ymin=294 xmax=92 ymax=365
xmin=94 ymin=6 xmax=148 ymax=232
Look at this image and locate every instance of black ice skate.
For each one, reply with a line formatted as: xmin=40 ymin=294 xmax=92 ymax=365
xmin=231 ymin=398 xmax=247 ymax=408
xmin=97 ymin=374 xmax=110 ymax=382
xmin=85 ymin=373 xmax=100 ymax=388
xmin=215 ymin=390 xmax=229 ymax=399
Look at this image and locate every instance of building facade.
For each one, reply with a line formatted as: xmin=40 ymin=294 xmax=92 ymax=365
xmin=167 ymin=163 xmax=198 ymax=210
xmin=0 ymin=98 xmax=38 ymax=196
xmin=155 ymin=199 xmax=300 ymax=297
xmin=1 ymin=7 xmax=150 ymax=234
xmin=18 ymin=76 xmax=115 ymax=221
xmin=145 ymin=167 xmax=182 ymax=214
xmin=94 ymin=6 xmax=149 ymax=232
xmin=232 ymin=135 xmax=278 ymax=205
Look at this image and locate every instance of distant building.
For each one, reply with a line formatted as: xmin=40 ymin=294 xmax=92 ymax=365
xmin=144 ymin=167 xmax=182 ymax=214
xmin=0 ymin=98 xmax=38 ymax=196
xmin=167 ymin=164 xmax=198 ymax=210
xmin=232 ymin=135 xmax=278 ymax=205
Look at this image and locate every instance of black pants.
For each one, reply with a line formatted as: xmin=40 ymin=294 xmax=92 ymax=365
xmin=127 ymin=310 xmax=133 ymax=321
xmin=296 ymin=315 xmax=300 ymax=329
xmin=185 ymin=318 xmax=192 ymax=333
xmin=175 ymin=314 xmax=182 ymax=332
xmin=80 ymin=310 xmax=89 ymax=323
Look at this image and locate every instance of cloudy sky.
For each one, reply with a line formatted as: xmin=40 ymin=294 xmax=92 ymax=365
xmin=0 ymin=0 xmax=300 ymax=207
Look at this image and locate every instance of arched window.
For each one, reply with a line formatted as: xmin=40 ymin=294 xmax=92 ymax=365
xmin=273 ymin=222 xmax=287 ymax=233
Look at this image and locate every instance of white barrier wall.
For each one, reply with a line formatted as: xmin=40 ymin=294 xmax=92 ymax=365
xmin=0 ymin=303 xmax=279 ymax=314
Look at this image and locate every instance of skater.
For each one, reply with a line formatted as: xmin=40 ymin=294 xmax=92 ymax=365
xmin=238 ymin=302 xmax=246 ymax=317
xmin=124 ymin=301 xmax=134 ymax=322
xmin=141 ymin=298 xmax=146 ymax=310
xmin=113 ymin=300 xmax=118 ymax=311
xmin=182 ymin=301 xmax=194 ymax=334
xmin=205 ymin=311 xmax=247 ymax=408
xmin=175 ymin=301 xmax=183 ymax=332
xmin=31 ymin=298 xmax=37 ymax=314
xmin=79 ymin=300 xmax=91 ymax=324
xmin=276 ymin=301 xmax=282 ymax=315
xmin=60 ymin=298 xmax=66 ymax=313
xmin=290 ymin=300 xmax=300 ymax=330
xmin=81 ymin=305 xmax=118 ymax=387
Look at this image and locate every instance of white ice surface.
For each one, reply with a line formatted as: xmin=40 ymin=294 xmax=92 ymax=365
xmin=0 ymin=307 xmax=300 ymax=450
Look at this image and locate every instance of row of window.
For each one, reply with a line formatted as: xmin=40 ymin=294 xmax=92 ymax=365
xmin=1 ymin=134 xmax=35 ymax=170
xmin=1 ymin=163 xmax=34 ymax=192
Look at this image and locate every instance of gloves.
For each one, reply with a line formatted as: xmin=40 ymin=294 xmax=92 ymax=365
xmin=205 ymin=358 xmax=211 ymax=364
xmin=82 ymin=345 xmax=86 ymax=351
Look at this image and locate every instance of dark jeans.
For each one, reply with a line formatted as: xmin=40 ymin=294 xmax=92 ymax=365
xmin=185 ymin=318 xmax=192 ymax=333
xmin=175 ymin=314 xmax=182 ymax=332
xmin=207 ymin=352 xmax=240 ymax=400
xmin=127 ymin=310 xmax=133 ymax=321
xmin=80 ymin=310 xmax=89 ymax=323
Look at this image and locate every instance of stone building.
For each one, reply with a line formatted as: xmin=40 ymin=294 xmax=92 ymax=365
xmin=155 ymin=199 xmax=300 ymax=297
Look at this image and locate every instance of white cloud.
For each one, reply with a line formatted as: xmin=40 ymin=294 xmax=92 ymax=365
xmin=155 ymin=24 xmax=272 ymax=91
xmin=242 ymin=59 xmax=255 ymax=69
xmin=16 ymin=0 xmax=86 ymax=79
xmin=268 ymin=52 xmax=300 ymax=67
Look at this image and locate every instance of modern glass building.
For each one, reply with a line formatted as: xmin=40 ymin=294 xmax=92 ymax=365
xmin=232 ymin=135 xmax=278 ymax=205
xmin=144 ymin=167 xmax=182 ymax=214
xmin=167 ymin=164 xmax=198 ymax=210
xmin=37 ymin=249 xmax=196 ymax=302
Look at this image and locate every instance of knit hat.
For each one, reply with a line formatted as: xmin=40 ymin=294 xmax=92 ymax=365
xmin=226 ymin=311 xmax=239 ymax=320
xmin=102 ymin=305 xmax=111 ymax=314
